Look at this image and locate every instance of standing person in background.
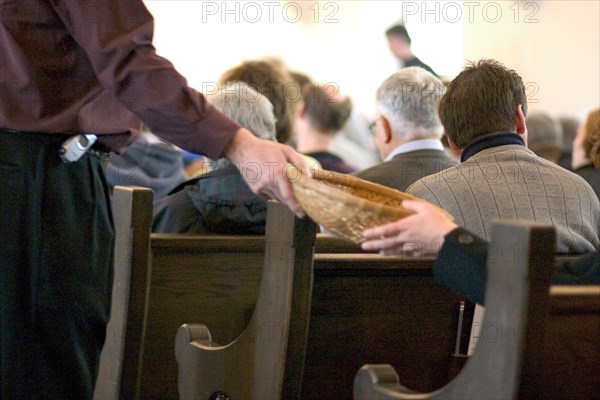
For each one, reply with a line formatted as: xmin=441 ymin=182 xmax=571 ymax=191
xmin=0 ymin=1 xmax=307 ymax=399
xmin=386 ymin=23 xmax=438 ymax=77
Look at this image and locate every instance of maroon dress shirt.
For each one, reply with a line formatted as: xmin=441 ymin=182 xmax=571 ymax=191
xmin=0 ymin=0 xmax=240 ymax=158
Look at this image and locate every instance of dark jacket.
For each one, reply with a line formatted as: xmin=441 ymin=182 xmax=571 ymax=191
xmin=306 ymin=151 xmax=356 ymax=174
xmin=152 ymin=164 xmax=267 ymax=234
xmin=355 ymin=149 xmax=457 ymax=192
xmin=574 ymin=164 xmax=600 ymax=200
xmin=434 ymin=227 xmax=600 ymax=305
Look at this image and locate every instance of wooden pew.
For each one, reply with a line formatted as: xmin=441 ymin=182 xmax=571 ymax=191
xmin=175 ymin=197 xmax=317 ymax=400
xmin=302 ymin=254 xmax=471 ymax=399
xmin=354 ymin=222 xmax=600 ymax=400
xmin=96 ymin=186 xmax=474 ymax=399
xmin=97 ymin=186 xmax=470 ymax=399
xmin=100 ymin=187 xmax=596 ymax=400
xmin=177 ymin=253 xmax=471 ymax=400
xmin=94 ymin=186 xmax=362 ymax=400
xmin=95 ymin=186 xmax=153 ymax=400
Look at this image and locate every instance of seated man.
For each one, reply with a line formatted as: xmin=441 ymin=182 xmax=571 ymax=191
xmin=152 ymin=82 xmax=275 ymax=234
xmin=406 ymin=60 xmax=600 ymax=254
xmin=355 ymin=67 xmax=457 ymax=191
xmin=294 ymin=83 xmax=357 ymax=173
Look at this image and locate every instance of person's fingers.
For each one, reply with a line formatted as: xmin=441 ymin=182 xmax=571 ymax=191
xmin=363 ymin=219 xmax=405 ymax=239
xmin=256 ymin=177 xmax=305 ymax=219
xmin=282 ymin=146 xmax=312 ymax=177
xmin=241 ymin=144 xmax=307 ymax=219
xmin=274 ymin=176 xmax=305 ymax=218
xmin=378 ymin=242 xmax=422 ymax=257
xmin=361 ymin=235 xmax=404 ymax=251
xmin=400 ymin=199 xmax=428 ymax=213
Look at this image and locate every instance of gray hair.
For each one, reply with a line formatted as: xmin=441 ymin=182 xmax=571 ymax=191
xmin=376 ymin=67 xmax=446 ymax=140
xmin=526 ymin=111 xmax=564 ymax=154
xmin=208 ymin=81 xmax=276 ymax=169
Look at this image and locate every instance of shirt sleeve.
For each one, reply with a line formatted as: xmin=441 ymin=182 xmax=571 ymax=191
xmin=48 ymin=0 xmax=240 ymax=159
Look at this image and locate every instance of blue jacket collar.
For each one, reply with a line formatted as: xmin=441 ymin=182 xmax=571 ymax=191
xmin=461 ymin=132 xmax=525 ymax=163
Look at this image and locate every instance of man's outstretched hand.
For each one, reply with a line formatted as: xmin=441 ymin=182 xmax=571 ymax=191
xmin=225 ymin=128 xmax=310 ymax=218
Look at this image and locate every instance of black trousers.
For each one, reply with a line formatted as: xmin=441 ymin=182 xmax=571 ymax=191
xmin=0 ymin=130 xmax=114 ymax=399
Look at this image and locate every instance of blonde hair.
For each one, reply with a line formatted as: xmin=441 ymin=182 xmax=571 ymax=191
xmin=582 ymin=108 xmax=600 ymax=169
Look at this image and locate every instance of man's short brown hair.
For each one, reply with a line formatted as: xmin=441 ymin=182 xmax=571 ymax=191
xmin=439 ymin=59 xmax=528 ymax=148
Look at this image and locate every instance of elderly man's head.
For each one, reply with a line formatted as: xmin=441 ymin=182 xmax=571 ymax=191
xmin=373 ymin=67 xmax=445 ymax=159
xmin=439 ymin=59 xmax=528 ymax=150
xmin=208 ymin=81 xmax=275 ymax=169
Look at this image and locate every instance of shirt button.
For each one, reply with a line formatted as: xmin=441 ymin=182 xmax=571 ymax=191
xmin=458 ymin=233 xmax=474 ymax=245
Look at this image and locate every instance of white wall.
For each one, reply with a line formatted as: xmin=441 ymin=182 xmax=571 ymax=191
xmin=144 ymin=0 xmax=599 ymax=119
xmin=461 ymin=0 xmax=600 ymax=118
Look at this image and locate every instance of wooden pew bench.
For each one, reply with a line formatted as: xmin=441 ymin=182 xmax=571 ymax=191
xmin=177 ymin=253 xmax=472 ymax=400
xmin=301 ymin=254 xmax=469 ymax=399
xmin=96 ymin=186 xmax=470 ymax=399
xmin=95 ymin=186 xmax=363 ymax=399
xmin=354 ymin=222 xmax=600 ymax=400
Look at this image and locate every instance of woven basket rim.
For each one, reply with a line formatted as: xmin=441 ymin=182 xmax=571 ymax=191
xmin=291 ymin=168 xmax=416 ymax=219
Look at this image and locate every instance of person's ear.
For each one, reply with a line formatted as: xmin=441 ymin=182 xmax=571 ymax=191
xmin=447 ymin=136 xmax=462 ymax=153
xmin=296 ymin=101 xmax=306 ymax=118
xmin=515 ymin=104 xmax=527 ymax=134
xmin=380 ymin=116 xmax=393 ymax=144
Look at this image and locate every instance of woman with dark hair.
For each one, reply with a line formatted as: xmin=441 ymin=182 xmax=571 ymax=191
xmin=294 ymin=83 xmax=357 ymax=173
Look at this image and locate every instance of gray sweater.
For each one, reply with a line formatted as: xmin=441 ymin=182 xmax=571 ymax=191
xmin=408 ymin=145 xmax=600 ymax=254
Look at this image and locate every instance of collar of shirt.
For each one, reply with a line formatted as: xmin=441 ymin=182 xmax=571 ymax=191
xmin=384 ymin=139 xmax=445 ymax=162
xmin=460 ymin=132 xmax=525 ymax=163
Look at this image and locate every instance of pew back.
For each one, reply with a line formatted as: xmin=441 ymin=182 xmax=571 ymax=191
xmin=175 ymin=199 xmax=318 ymax=400
xmin=97 ymin=186 xmax=467 ymax=399
xmin=353 ymin=222 xmax=600 ymax=400
xmin=303 ymin=254 xmax=468 ymax=399
xmin=144 ymin=245 xmax=469 ymax=399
